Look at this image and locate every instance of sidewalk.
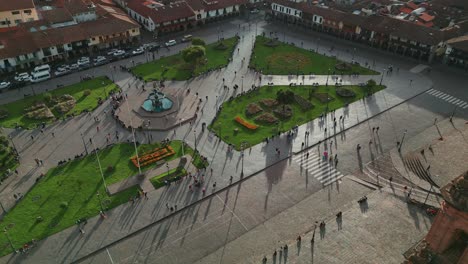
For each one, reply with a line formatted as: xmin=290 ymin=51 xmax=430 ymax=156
xmin=390 ymin=117 xmax=468 ymax=190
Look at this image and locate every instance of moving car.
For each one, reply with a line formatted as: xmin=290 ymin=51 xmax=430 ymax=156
xmin=14 ymin=72 xmax=30 ymax=82
xmin=181 ymin=35 xmax=192 ymax=42
xmin=0 ymin=81 xmax=11 ymax=89
xmin=132 ymin=48 xmax=144 ymax=55
xmin=165 ymin=40 xmax=177 ymax=47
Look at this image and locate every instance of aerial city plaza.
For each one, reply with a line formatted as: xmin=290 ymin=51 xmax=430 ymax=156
xmin=0 ymin=0 xmax=467 ymax=263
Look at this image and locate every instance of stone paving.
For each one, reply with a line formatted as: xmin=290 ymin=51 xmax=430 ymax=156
xmin=0 ymin=16 xmax=467 ymax=263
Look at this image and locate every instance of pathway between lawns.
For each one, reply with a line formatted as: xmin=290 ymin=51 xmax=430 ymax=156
xmin=107 ymin=155 xmax=197 ymax=194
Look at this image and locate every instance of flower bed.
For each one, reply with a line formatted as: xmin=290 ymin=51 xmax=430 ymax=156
xmin=235 ymin=116 xmax=259 ymax=130
xmin=130 ymin=146 xmax=175 ymax=168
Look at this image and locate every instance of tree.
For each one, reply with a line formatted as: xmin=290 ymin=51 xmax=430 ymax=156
xmin=276 ymin=90 xmax=294 ymax=111
xmin=181 ymin=45 xmax=206 ymax=70
xmin=366 ymin=79 xmax=376 ymax=88
xmin=191 ymin=38 xmax=205 ymax=46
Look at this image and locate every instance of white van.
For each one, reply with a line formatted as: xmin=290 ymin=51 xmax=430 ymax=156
xmin=30 ymin=71 xmax=51 ymax=83
xmin=33 ymin=64 xmax=51 ymax=74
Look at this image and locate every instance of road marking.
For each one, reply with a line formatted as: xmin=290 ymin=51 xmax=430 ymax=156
xmin=425 ymin=89 xmax=468 ymax=110
xmin=293 ymin=153 xmax=343 ymax=186
xmin=215 ymin=194 xmax=249 ymax=231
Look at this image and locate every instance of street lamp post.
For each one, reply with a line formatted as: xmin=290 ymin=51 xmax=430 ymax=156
xmin=90 ymin=138 xmax=108 ymax=193
xmin=124 ymin=96 xmax=142 ymax=175
xmin=194 ymin=130 xmax=197 ymax=153
xmin=241 ymin=76 xmax=244 ymax=91
xmin=97 ymin=192 xmax=104 ymax=212
xmin=102 ymin=81 xmax=107 ymax=97
xmin=240 ymin=142 xmax=247 ymax=177
xmin=80 ymin=133 xmax=89 ymax=155
xmin=8 ymin=135 xmax=18 ymax=156
xmin=398 ymin=129 xmax=407 ymax=152
xmin=379 ymin=71 xmax=384 ymax=85
xmin=166 ymin=163 xmax=169 ymax=176
xmin=4 ymin=228 xmax=15 ymax=253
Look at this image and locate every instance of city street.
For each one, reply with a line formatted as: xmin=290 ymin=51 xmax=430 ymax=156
xmin=0 ymin=14 xmax=467 ymax=264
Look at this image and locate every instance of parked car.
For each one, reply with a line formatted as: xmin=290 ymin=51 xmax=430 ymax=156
xmin=181 ymin=34 xmax=192 ymax=42
xmin=149 ymin=44 xmax=161 ymax=52
xmin=69 ymin=64 xmax=79 ymax=70
xmin=132 ymin=48 xmax=144 ymax=55
xmin=54 ymin=68 xmax=70 ymax=76
xmin=113 ymin=50 xmax=126 ymax=57
xmin=14 ymin=72 xmax=30 ymax=82
xmin=0 ymin=81 xmax=11 ymax=89
xmin=77 ymin=57 xmax=90 ymax=66
xmin=93 ymin=56 xmax=107 ymax=66
xmin=165 ymin=40 xmax=177 ymax=47
xmin=250 ymin=8 xmax=260 ymax=14
xmin=107 ymin=49 xmax=119 ymax=55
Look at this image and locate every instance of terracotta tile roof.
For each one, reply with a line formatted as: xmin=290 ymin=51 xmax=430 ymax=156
xmin=0 ymin=10 xmax=139 ymax=59
xmin=40 ymin=8 xmax=74 ymax=24
xmin=406 ymin=2 xmax=419 ymax=10
xmin=149 ymin=2 xmax=195 ymax=23
xmin=447 ymin=35 xmax=468 ymax=52
xmin=419 ymin=13 xmax=435 ymax=22
xmin=0 ymin=0 xmax=34 ymax=12
xmin=202 ymin=0 xmax=248 ymax=12
xmin=64 ymin=0 xmax=93 ymax=15
xmin=186 ymin=0 xmax=205 ymax=11
xmin=399 ymin=7 xmax=413 ymax=14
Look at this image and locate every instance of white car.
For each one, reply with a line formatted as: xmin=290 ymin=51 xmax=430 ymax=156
xmin=165 ymin=40 xmax=177 ymax=47
xmin=250 ymin=9 xmax=260 ymax=14
xmin=93 ymin=56 xmax=107 ymax=66
xmin=0 ymin=81 xmax=11 ymax=89
xmin=14 ymin=72 xmax=30 ymax=82
xmin=132 ymin=48 xmax=144 ymax=55
xmin=107 ymin=49 xmax=119 ymax=55
xmin=69 ymin=64 xmax=79 ymax=70
xmin=113 ymin=50 xmax=126 ymax=56
xmin=54 ymin=68 xmax=70 ymax=76
xmin=77 ymin=57 xmax=90 ymax=66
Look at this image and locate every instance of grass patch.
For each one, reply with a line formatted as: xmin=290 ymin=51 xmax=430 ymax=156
xmin=0 ymin=135 xmax=19 ymax=181
xmin=250 ymin=36 xmax=378 ymax=75
xmin=131 ymin=37 xmax=239 ymax=81
xmin=210 ymin=84 xmax=384 ymax=149
xmin=149 ymin=168 xmax=187 ymax=189
xmin=0 ymin=140 xmax=207 ymax=256
xmin=0 ymin=76 xmax=117 ymax=129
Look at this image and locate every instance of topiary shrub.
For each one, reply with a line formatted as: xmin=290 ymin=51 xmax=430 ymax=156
xmin=0 ymin=108 xmax=9 ymax=119
xmin=336 ymin=88 xmax=356 ymax=98
xmin=36 ymin=216 xmax=43 ymax=223
xmin=191 ymin=38 xmax=205 ymax=46
xmin=60 ymin=201 xmax=68 ymax=209
xmin=43 ymin=93 xmax=53 ymax=104
xmin=83 ymin=89 xmax=92 ymax=96
xmin=106 ymin=165 xmax=114 ymax=173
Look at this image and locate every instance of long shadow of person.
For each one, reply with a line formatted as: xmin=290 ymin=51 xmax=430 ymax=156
xmin=320 ymin=224 xmax=326 ymax=239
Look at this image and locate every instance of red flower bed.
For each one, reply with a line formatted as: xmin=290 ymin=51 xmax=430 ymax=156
xmin=235 ymin=116 xmax=258 ymax=130
xmin=130 ymin=146 xmax=175 ymax=168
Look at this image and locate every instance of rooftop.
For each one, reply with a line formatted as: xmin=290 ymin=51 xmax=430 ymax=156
xmin=0 ymin=0 xmax=35 ymax=12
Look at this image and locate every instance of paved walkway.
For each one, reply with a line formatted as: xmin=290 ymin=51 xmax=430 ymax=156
xmin=0 ymin=18 xmax=466 ymax=263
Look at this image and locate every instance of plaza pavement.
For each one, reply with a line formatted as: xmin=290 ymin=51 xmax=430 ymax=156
xmin=0 ymin=16 xmax=467 ymax=263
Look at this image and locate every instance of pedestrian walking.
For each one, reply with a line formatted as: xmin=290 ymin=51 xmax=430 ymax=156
xmin=30 ymin=135 xmax=34 ymax=140
xmin=229 ymin=175 xmax=233 ymax=183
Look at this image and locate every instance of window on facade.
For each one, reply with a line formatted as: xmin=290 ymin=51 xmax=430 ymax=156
xmin=24 ymin=10 xmax=32 ymax=15
xmin=0 ymin=21 xmax=6 ymax=25
xmin=12 ymin=11 xmax=20 ymax=15
xmin=92 ymin=37 xmax=96 ymax=41
xmin=132 ymin=29 xmax=135 ymax=32
xmin=14 ymin=19 xmax=21 ymax=24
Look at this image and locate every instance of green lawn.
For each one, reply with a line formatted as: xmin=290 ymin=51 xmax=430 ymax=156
xmin=0 ymin=140 xmax=207 ymax=256
xmin=250 ymin=36 xmax=378 ymax=75
xmin=0 ymin=135 xmax=19 ymax=181
xmin=0 ymin=76 xmax=117 ymax=129
xmin=210 ymin=84 xmax=385 ymax=149
xmin=149 ymin=168 xmax=187 ymax=189
xmin=131 ymin=37 xmax=239 ymax=81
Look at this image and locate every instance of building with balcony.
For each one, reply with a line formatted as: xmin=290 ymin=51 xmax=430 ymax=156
xmin=0 ymin=0 xmax=140 ymax=72
xmin=0 ymin=0 xmax=39 ymax=29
